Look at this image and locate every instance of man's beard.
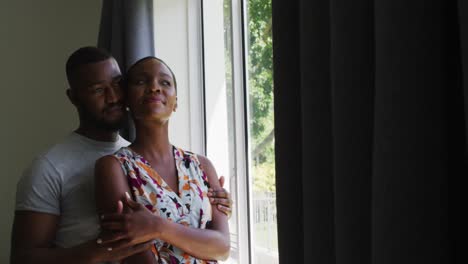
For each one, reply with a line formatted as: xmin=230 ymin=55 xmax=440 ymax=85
xmin=79 ymin=106 xmax=127 ymax=132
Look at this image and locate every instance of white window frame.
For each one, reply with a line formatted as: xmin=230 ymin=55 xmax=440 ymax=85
xmin=229 ymin=0 xmax=252 ymax=263
xmin=187 ymin=0 xmax=206 ymax=154
xmin=201 ymin=0 xmax=252 ymax=263
xmin=153 ymin=0 xmax=256 ymax=262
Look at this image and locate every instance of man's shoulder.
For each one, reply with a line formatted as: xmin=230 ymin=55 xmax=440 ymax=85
xmin=27 ymin=133 xmax=130 ymax=176
xmin=118 ymin=136 xmax=131 ymax=148
xmin=15 ymin=136 xmax=77 ymax=215
xmin=37 ymin=133 xmax=83 ymax=164
xmin=21 ymin=134 xmax=78 ymax=178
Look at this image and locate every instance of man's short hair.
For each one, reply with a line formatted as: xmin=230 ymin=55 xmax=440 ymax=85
xmin=66 ymin=46 xmax=113 ymax=87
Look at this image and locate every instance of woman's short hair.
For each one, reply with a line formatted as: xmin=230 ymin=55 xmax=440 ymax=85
xmin=125 ymin=56 xmax=177 ymax=91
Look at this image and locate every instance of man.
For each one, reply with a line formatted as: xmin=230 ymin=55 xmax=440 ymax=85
xmin=11 ymin=47 xmax=232 ymax=263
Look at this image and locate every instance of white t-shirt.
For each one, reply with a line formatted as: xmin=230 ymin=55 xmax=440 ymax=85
xmin=15 ymin=132 xmax=130 ymax=248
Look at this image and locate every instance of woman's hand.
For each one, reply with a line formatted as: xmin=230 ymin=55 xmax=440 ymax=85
xmin=97 ymin=193 xmax=164 ymax=250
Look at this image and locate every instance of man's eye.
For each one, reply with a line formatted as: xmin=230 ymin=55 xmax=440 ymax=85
xmin=94 ymin=87 xmax=104 ymax=93
xmin=111 ymin=81 xmax=120 ymax=88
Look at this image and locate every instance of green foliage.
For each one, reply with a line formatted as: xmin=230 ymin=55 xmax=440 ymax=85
xmin=222 ymin=0 xmax=275 ymax=192
xmin=248 ymin=0 xmax=273 ymax=143
xmin=247 ymin=0 xmax=275 ymax=192
xmin=253 ymin=159 xmax=276 ymax=192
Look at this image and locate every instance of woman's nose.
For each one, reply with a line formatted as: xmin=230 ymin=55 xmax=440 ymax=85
xmin=148 ymin=80 xmax=161 ymax=93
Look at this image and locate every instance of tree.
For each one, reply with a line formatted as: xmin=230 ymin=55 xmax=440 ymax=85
xmin=223 ymin=0 xmax=274 ymax=192
xmin=247 ymin=0 xmax=274 ymax=192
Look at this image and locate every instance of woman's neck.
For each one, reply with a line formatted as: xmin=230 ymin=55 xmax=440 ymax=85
xmin=131 ymin=120 xmax=173 ymax=162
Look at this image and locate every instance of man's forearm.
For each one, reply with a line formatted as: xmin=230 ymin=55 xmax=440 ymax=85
xmin=12 ymin=239 xmax=154 ymax=264
xmin=11 ymin=246 xmax=93 ymax=264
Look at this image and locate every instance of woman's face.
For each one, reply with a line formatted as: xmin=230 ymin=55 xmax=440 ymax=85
xmin=126 ymin=58 xmax=177 ymax=123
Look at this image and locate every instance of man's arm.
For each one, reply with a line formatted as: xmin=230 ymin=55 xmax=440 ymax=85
xmin=12 ymin=154 xmax=151 ymax=264
xmin=11 ymin=211 xmax=68 ymax=264
xmin=10 ymin=211 xmax=152 ymax=264
xmin=208 ymin=175 xmax=233 ymax=218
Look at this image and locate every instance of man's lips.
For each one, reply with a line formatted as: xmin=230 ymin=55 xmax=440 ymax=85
xmin=104 ymin=104 xmax=124 ymax=113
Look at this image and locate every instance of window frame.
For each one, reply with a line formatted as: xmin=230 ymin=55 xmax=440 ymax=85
xmin=200 ymin=0 xmax=252 ymax=263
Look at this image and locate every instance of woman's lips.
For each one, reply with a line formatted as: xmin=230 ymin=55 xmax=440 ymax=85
xmin=143 ymin=97 xmax=165 ymax=104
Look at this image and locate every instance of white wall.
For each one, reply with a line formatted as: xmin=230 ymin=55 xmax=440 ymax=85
xmin=0 ymin=0 xmax=201 ymax=261
xmin=0 ymin=0 xmax=103 ymax=261
xmin=203 ymin=0 xmax=231 ymax=188
xmin=154 ymin=0 xmax=204 ymax=154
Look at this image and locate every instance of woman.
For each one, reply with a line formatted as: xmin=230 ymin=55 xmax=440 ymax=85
xmin=94 ymin=57 xmax=230 ymax=263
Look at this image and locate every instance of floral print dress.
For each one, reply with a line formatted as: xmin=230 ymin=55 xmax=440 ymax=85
xmin=113 ymin=146 xmax=216 ymax=264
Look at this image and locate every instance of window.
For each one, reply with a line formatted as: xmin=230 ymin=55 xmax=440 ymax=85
xmin=202 ymin=0 xmax=243 ymax=262
xmin=153 ymin=1 xmax=276 ymax=262
xmin=244 ymin=0 xmax=277 ymax=263
xmin=203 ymin=0 xmax=276 ymax=263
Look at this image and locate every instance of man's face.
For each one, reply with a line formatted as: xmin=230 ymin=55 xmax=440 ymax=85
xmin=71 ymin=58 xmax=126 ymax=131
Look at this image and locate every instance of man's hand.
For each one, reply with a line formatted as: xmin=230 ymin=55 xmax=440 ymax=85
xmin=207 ymin=176 xmax=233 ymax=218
xmin=10 ymin=210 xmax=152 ymax=264
xmin=80 ymin=238 xmax=153 ymax=263
xmin=83 ymin=197 xmax=154 ymax=263
xmin=97 ymin=193 xmax=163 ymax=250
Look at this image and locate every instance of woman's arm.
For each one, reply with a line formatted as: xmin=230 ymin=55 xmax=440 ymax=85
xmin=94 ymin=155 xmax=156 ymax=264
xmin=157 ymin=155 xmax=230 ymax=260
xmin=98 ymin=155 xmax=231 ymax=261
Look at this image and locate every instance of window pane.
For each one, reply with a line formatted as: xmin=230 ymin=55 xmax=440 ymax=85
xmin=203 ymin=0 xmax=276 ymax=263
xmin=202 ymin=0 xmax=240 ymax=263
xmin=245 ymin=0 xmax=278 ymax=263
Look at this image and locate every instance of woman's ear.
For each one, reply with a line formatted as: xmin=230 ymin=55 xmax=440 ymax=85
xmin=173 ymin=97 xmax=178 ymax=112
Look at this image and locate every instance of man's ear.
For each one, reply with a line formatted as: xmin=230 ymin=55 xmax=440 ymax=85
xmin=66 ymin=88 xmax=78 ymax=106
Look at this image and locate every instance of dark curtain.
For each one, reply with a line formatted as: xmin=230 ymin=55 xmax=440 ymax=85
xmin=97 ymin=0 xmax=155 ymax=140
xmin=273 ymin=0 xmax=464 ymax=263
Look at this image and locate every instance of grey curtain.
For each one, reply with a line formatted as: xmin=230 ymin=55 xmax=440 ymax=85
xmin=98 ymin=0 xmax=155 ymax=140
xmin=273 ymin=0 xmax=463 ymax=263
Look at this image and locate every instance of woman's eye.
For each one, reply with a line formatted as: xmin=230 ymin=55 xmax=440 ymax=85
xmin=161 ymin=80 xmax=171 ymax=86
xmin=135 ymin=80 xmax=145 ymax=85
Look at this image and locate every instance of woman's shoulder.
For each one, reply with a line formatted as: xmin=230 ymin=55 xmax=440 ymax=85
xmin=113 ymin=146 xmax=132 ymax=157
xmin=94 ymin=154 xmax=126 ymax=182
xmin=95 ymin=153 xmax=121 ymax=169
xmin=106 ymin=147 xmax=138 ymax=164
xmin=195 ymin=154 xmax=214 ymax=170
xmin=175 ymin=148 xmax=218 ymax=188
xmin=96 ymin=147 xmax=133 ymax=171
xmin=173 ymin=146 xmax=212 ymax=167
xmin=173 ymin=146 xmax=196 ymax=156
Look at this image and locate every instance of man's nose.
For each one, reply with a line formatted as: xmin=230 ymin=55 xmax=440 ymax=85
xmin=105 ymin=86 xmax=120 ymax=103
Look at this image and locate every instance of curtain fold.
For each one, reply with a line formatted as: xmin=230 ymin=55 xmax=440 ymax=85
xmin=273 ymin=0 xmax=463 ymax=263
xmin=329 ymin=0 xmax=374 ymax=263
xmin=98 ymin=0 xmax=154 ymax=70
xmin=97 ymin=0 xmax=154 ymax=140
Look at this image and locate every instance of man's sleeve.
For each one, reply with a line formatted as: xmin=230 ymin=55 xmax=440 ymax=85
xmin=15 ymin=156 xmax=61 ymax=215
